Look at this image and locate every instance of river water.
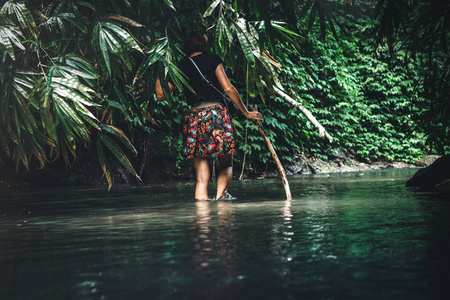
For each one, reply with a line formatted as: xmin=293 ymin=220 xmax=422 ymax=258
xmin=1 ymin=168 xmax=449 ymax=300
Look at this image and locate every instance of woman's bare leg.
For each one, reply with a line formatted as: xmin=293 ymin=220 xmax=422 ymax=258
xmin=193 ymin=157 xmax=210 ymax=200
xmin=216 ymin=153 xmax=233 ymax=199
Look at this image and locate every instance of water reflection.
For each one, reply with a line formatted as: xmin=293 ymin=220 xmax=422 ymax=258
xmin=193 ymin=200 xmax=214 ymax=269
xmin=271 ymin=199 xmax=293 ymax=257
xmin=270 ymin=198 xmax=294 ymax=283
xmin=192 ymin=201 xmax=236 ymax=267
xmin=190 ymin=200 xmax=238 ymax=299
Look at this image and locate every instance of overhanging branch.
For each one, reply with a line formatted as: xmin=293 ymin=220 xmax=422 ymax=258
xmin=263 ymin=82 xmax=333 ymax=143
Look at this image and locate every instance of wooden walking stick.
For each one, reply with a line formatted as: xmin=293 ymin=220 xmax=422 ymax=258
xmin=251 ymin=106 xmax=292 ymax=200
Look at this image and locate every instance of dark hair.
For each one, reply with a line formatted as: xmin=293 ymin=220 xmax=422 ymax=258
xmin=183 ymin=31 xmax=207 ymax=56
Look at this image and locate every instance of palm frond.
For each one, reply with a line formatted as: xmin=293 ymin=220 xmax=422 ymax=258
xmin=100 ymin=124 xmax=137 ymax=155
xmin=0 ymin=24 xmax=25 ymax=60
xmin=203 ymin=0 xmax=222 ymax=18
xmin=234 ymin=18 xmax=256 ymax=67
xmin=99 ymin=133 xmax=141 ymax=181
xmin=92 ymin=21 xmax=143 ymax=76
xmin=0 ymin=1 xmax=36 ymax=37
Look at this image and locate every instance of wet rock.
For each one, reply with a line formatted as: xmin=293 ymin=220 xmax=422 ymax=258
xmin=285 ymin=154 xmax=316 ymax=175
xmin=283 ymin=152 xmax=416 ymax=175
xmin=415 ymin=155 xmax=441 ymax=167
xmin=406 ymin=154 xmax=450 ymax=192
xmin=392 ymin=161 xmax=416 ymax=168
xmin=285 ymin=159 xmax=304 ymax=175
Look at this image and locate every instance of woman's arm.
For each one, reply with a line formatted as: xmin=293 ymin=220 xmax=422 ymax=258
xmin=215 ymin=64 xmax=262 ymax=121
xmin=155 ymin=76 xmax=175 ymax=102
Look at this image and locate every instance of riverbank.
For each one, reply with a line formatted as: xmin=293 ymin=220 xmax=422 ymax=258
xmin=1 ymin=152 xmax=433 ymax=192
xmin=283 ymin=153 xmax=418 ymax=176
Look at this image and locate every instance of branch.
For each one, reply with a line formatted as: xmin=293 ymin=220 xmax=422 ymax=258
xmin=251 ymin=106 xmax=292 ymax=201
xmin=263 ymin=82 xmax=333 ymax=143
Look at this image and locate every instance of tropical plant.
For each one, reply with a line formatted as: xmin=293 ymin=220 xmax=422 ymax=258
xmin=0 ymin=0 xmax=305 ymax=187
xmin=372 ymin=0 xmax=450 ymax=154
xmin=0 ymin=0 xmax=446 ymax=188
xmin=0 ymin=0 xmax=147 ymax=189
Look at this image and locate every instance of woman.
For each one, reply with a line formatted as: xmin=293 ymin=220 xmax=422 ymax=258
xmin=156 ymin=32 xmax=262 ymax=200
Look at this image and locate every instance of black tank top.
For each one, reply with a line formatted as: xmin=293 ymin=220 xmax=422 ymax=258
xmin=177 ymin=53 xmax=223 ymax=106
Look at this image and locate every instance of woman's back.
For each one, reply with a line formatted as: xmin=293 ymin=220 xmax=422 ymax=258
xmin=177 ymin=53 xmax=223 ymax=106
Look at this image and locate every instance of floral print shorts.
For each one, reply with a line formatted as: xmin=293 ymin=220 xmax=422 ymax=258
xmin=183 ymin=104 xmax=236 ymax=159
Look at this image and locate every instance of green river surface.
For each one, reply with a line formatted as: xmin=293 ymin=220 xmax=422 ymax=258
xmin=1 ymin=168 xmax=450 ymax=300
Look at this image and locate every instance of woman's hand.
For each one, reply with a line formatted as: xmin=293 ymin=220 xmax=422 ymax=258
xmin=245 ymin=111 xmax=262 ymax=121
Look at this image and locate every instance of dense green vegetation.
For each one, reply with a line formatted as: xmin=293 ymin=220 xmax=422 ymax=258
xmin=278 ymin=21 xmax=429 ymax=163
xmin=0 ymin=0 xmax=448 ymax=187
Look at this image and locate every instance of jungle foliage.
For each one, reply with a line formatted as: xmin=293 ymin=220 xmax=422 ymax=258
xmin=0 ymin=0 xmax=448 ymax=187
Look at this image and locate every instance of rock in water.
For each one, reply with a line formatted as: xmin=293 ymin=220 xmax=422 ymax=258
xmin=406 ymin=154 xmax=450 ymax=192
xmin=415 ymin=155 xmax=441 ymax=167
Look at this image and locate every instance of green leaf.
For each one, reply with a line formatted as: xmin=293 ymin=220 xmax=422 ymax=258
xmin=100 ymin=124 xmax=137 ymax=155
xmin=103 ymin=28 xmax=132 ymax=70
xmin=53 ymin=96 xmax=89 ymax=143
xmin=107 ymin=99 xmax=132 ymax=121
xmin=308 ymin=2 xmax=318 ymax=31
xmin=54 ymin=103 xmax=77 ymax=145
xmin=98 ymin=27 xmax=111 ymax=75
xmin=102 ymin=21 xmax=143 ymax=53
xmin=53 ymin=95 xmax=86 ymax=127
xmin=47 ymin=68 xmax=53 ymax=91
xmin=39 ymin=90 xmax=58 ymax=144
xmin=271 ymin=21 xmax=300 ymax=37
xmin=234 ymin=21 xmax=256 ymax=67
xmin=168 ymin=63 xmax=195 ymax=93
xmin=135 ymin=50 xmax=164 ymax=79
xmin=51 ymin=77 xmax=94 ymax=95
xmin=15 ymin=2 xmax=36 ymax=33
xmin=255 ymin=52 xmax=283 ymax=90
xmin=247 ymin=23 xmax=260 ymax=49
xmin=13 ymin=90 xmax=37 ymax=131
xmin=14 ymin=140 xmax=29 ymax=170
xmin=55 ymin=65 xmax=99 ymax=80
xmin=53 ymin=87 xmax=99 ymax=109
xmin=163 ymin=0 xmax=176 ymax=11
xmin=0 ymin=26 xmax=18 ymax=60
xmin=96 ymin=136 xmax=112 ymax=191
xmin=1 ymin=1 xmax=36 ymax=37
xmin=61 ymin=53 xmax=95 ymax=68
xmin=22 ymin=130 xmax=46 ymax=168
xmin=203 ymin=0 xmax=221 ymax=18
xmin=215 ymin=17 xmax=224 ymax=52
xmin=2 ymin=105 xmax=19 ymax=145
xmin=99 ymin=134 xmax=141 ymax=180
xmin=0 ymin=25 xmax=25 ymax=49
xmin=73 ymin=101 xmax=100 ymax=126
